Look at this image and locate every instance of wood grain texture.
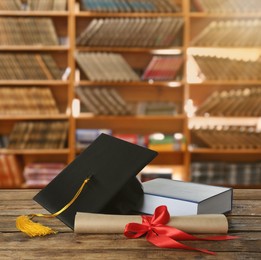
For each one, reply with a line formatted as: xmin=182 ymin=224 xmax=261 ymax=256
xmin=0 ymin=189 xmax=260 ymax=259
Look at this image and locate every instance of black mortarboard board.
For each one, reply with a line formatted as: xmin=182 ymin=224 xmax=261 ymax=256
xmin=33 ymin=133 xmax=158 ymax=229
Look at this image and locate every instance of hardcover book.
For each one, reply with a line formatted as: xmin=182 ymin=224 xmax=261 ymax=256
xmin=137 ymin=178 xmax=233 ymax=216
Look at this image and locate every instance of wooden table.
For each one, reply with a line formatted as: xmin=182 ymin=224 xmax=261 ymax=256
xmin=1 ymin=189 xmax=261 ymax=259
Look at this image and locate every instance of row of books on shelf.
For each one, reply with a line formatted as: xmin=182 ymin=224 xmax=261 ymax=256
xmin=76 ymin=52 xmax=183 ymax=82
xmin=138 ymin=165 xmax=175 ymax=183
xmin=7 ymin=121 xmax=68 ymax=149
xmin=76 ymin=86 xmax=133 ymax=115
xmin=79 ymin=0 xmax=180 ymax=13
xmin=0 ymin=87 xmax=59 ymax=115
xmin=0 ymin=17 xmax=59 ymax=46
xmin=1 ymin=127 xmax=185 ymax=151
xmin=0 ymin=136 xmax=8 ymax=148
xmin=0 ymin=0 xmax=67 ymax=11
xmin=0 ymin=158 xmax=173 ymax=188
xmin=196 ymin=87 xmax=261 ymax=117
xmin=193 ymin=55 xmax=261 ymax=81
xmin=191 ymin=161 xmax=261 ymax=186
xmin=23 ymin=162 xmax=65 ymax=188
xmin=0 ymin=155 xmax=65 ymax=188
xmin=0 ymin=155 xmax=24 ymax=188
xmin=76 ymin=86 xmax=180 ymax=116
xmin=75 ymin=129 xmax=186 ymax=152
xmin=4 ymin=53 xmax=261 ymax=83
xmin=191 ymin=0 xmax=261 ymax=13
xmin=191 ymin=19 xmax=261 ymax=47
xmin=0 ymin=53 xmax=62 ymax=80
xmin=76 ymin=17 xmax=183 ymax=47
xmin=191 ymin=125 xmax=261 ymax=149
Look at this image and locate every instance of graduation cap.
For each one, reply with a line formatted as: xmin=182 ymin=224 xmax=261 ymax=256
xmin=16 ymin=133 xmax=158 ymax=237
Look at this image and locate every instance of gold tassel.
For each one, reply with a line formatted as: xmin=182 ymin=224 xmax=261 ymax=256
xmin=16 ymin=177 xmax=91 ymax=237
xmin=16 ymin=215 xmax=57 ymax=237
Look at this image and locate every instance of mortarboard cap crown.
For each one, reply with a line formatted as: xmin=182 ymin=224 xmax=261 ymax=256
xmin=33 ymin=133 xmax=158 ymax=229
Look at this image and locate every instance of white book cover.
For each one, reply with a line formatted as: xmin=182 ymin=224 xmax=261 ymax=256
xmin=138 ymin=178 xmax=232 ymax=216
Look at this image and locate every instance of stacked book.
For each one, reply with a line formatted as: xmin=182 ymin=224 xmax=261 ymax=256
xmin=76 ymin=130 xmax=149 ymax=150
xmin=75 ymin=52 xmax=140 ymax=82
xmin=0 ymin=53 xmax=62 ymax=80
xmin=0 ymin=135 xmax=8 ymax=148
xmin=8 ymin=121 xmax=68 ymax=149
xmin=76 ymin=17 xmax=184 ymax=47
xmin=191 ymin=0 xmax=261 ymax=13
xmin=0 ymin=0 xmax=67 ymax=10
xmin=136 ymin=101 xmax=179 ymax=116
xmin=23 ymin=162 xmax=66 ymax=188
xmin=80 ymin=0 xmax=180 ymax=13
xmin=191 ymin=19 xmax=261 ymax=47
xmin=75 ymin=86 xmax=134 ymax=115
xmin=193 ymin=55 xmax=261 ymax=81
xmin=113 ymin=133 xmax=148 ymax=147
xmin=191 ymin=126 xmax=261 ymax=149
xmin=141 ymin=55 xmax=183 ymax=81
xmin=196 ymin=87 xmax=261 ymax=117
xmin=76 ymin=129 xmax=112 ymax=149
xmin=191 ymin=161 xmax=261 ymax=186
xmin=139 ymin=165 xmax=173 ymax=182
xmin=0 ymin=87 xmax=59 ymax=115
xmin=0 ymin=17 xmax=59 ymax=45
xmin=148 ymin=132 xmax=186 ymax=151
xmin=0 ymin=155 xmax=23 ymax=188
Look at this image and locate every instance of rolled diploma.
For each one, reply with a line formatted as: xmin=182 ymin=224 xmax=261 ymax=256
xmin=74 ymin=212 xmax=228 ymax=234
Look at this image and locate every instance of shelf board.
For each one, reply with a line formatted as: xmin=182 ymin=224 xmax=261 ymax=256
xmin=189 ymin=12 xmax=261 ymax=18
xmin=0 ymin=114 xmax=69 ymax=121
xmin=75 ymin=147 xmax=184 ymax=154
xmin=76 ymin=46 xmax=184 ymax=55
xmin=76 ymin=114 xmax=186 ymax=121
xmin=188 ymin=46 xmax=261 ymax=50
xmin=75 ymin=12 xmax=184 ymax=18
xmin=0 ymin=80 xmax=69 ymax=85
xmin=189 ymin=148 xmax=261 ymax=154
xmin=189 ymin=116 xmax=261 ymax=127
xmin=77 ymin=80 xmax=184 ymax=88
xmin=0 ymin=45 xmax=69 ymax=51
xmin=0 ymin=11 xmax=69 ymax=17
xmin=187 ymin=80 xmax=261 ymax=85
xmin=0 ymin=149 xmax=70 ymax=155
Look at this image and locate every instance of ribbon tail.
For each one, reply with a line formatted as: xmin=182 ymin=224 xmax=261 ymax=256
xmin=156 ymin=225 xmax=239 ymax=241
xmin=146 ymin=231 xmax=216 ymax=255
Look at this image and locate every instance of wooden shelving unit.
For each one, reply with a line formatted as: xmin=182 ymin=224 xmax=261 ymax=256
xmin=0 ymin=0 xmax=260 ymax=188
xmin=72 ymin=0 xmax=188 ymax=180
xmin=186 ymin=0 xmax=261 ymax=188
xmin=0 ymin=0 xmax=73 ymax=188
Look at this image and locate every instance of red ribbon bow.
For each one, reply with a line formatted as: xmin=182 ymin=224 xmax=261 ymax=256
xmin=124 ymin=205 xmax=238 ymax=255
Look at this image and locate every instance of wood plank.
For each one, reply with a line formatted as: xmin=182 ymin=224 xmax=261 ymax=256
xmin=0 ymin=250 xmax=259 ymax=260
xmin=233 ymin=189 xmax=261 ymax=200
xmin=0 ymin=232 xmax=260 ymax=254
xmin=1 ymin=215 xmax=260 ymax=233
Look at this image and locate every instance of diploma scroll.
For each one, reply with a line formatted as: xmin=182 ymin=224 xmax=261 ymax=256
xmin=74 ymin=212 xmax=228 ymax=234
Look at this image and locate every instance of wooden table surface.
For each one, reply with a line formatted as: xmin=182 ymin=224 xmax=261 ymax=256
xmin=1 ymin=189 xmax=261 ymax=259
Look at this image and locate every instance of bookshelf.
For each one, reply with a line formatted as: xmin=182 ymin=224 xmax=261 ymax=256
xmin=73 ymin=0 xmax=188 ymax=182
xmin=0 ymin=0 xmax=260 ymax=189
xmin=187 ymin=0 xmax=261 ymax=188
xmin=0 ymin=0 xmax=72 ymax=188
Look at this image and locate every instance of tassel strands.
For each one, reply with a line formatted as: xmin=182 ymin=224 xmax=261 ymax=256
xmin=16 ymin=215 xmax=57 ymax=237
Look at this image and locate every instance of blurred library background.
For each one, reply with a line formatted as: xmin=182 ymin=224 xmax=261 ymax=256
xmin=0 ymin=0 xmax=260 ymax=189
